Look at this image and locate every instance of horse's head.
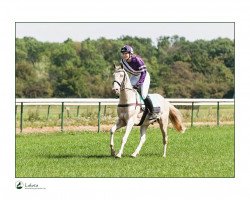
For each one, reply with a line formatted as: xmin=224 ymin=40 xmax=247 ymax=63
xmin=112 ymin=64 xmax=126 ymax=95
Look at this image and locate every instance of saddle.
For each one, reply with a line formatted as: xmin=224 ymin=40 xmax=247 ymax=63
xmin=135 ymin=93 xmax=161 ymax=126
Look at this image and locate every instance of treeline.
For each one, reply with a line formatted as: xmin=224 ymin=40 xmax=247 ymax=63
xmin=16 ymin=35 xmax=234 ymax=98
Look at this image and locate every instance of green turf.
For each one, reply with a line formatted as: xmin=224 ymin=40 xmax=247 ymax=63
xmin=16 ymin=125 xmax=234 ymax=178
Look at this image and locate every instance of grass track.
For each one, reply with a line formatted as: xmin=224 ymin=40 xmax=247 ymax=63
xmin=16 ymin=125 xmax=234 ymax=178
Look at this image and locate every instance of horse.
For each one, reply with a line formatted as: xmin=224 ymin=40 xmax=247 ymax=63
xmin=110 ymin=64 xmax=186 ymax=158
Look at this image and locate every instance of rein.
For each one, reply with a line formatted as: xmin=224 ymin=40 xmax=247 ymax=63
xmin=117 ymin=103 xmax=141 ymax=107
xmin=112 ymin=71 xmax=134 ymax=92
xmin=112 ymin=80 xmax=134 ymax=91
xmin=113 ymin=70 xmax=143 ymax=109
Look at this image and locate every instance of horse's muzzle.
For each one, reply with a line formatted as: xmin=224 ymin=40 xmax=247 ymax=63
xmin=112 ymin=88 xmax=120 ymax=95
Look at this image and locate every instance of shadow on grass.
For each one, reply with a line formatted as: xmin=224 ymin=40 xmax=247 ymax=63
xmin=43 ymin=151 xmax=164 ymax=159
xmin=45 ymin=154 xmax=112 ymax=159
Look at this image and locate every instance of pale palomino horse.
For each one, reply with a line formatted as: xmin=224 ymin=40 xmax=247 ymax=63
xmin=110 ymin=64 xmax=186 ymax=158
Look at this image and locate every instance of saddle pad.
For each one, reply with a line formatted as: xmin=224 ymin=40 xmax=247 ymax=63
xmin=148 ymin=93 xmax=162 ymax=108
xmin=153 ymin=107 xmax=161 ymax=113
xmin=138 ymin=93 xmax=162 ymax=112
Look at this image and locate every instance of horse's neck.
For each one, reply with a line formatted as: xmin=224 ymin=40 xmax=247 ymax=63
xmin=119 ymin=90 xmax=135 ymax=104
xmin=119 ymin=72 xmax=135 ymax=104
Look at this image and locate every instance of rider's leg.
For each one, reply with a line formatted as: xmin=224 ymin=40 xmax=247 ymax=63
xmin=141 ymin=72 xmax=157 ymax=120
xmin=140 ymin=71 xmax=150 ymax=99
xmin=143 ymin=95 xmax=157 ymax=119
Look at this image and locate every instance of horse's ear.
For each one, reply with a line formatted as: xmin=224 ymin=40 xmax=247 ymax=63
xmin=113 ymin=63 xmax=116 ymax=69
xmin=120 ymin=63 xmax=123 ymax=69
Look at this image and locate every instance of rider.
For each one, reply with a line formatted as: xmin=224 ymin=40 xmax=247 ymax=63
xmin=120 ymin=45 xmax=157 ymax=120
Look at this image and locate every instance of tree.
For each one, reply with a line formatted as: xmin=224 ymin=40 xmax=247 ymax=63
xmin=51 ymin=42 xmax=80 ymax=67
xmin=15 ymin=36 xmax=235 ymax=98
xmin=80 ymin=39 xmax=109 ymax=77
xmin=22 ymin=37 xmax=44 ymax=66
xmin=16 ymin=61 xmax=52 ymax=97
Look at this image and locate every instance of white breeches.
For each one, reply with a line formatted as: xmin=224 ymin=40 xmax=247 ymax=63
xmin=130 ymin=71 xmax=150 ymax=99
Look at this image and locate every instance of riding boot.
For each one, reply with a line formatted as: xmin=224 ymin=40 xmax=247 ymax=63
xmin=144 ymin=95 xmax=158 ymax=120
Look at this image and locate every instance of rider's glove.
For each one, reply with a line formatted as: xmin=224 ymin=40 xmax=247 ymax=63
xmin=133 ymin=85 xmax=138 ymax=90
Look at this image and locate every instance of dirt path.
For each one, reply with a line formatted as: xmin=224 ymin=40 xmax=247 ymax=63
xmin=16 ymin=121 xmax=234 ymax=134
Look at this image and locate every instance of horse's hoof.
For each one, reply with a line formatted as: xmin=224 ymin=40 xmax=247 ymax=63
xmin=181 ymin=127 xmax=186 ymax=134
xmin=111 ymin=150 xmax=116 ymax=157
xmin=162 ymin=155 xmax=166 ymax=158
xmin=115 ymin=154 xmax=122 ymax=158
xmin=131 ymin=153 xmax=137 ymax=158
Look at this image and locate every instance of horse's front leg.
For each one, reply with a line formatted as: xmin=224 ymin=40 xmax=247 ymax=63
xmin=116 ymin=119 xmax=134 ymax=158
xmin=131 ymin=125 xmax=149 ymax=158
xmin=110 ymin=119 xmax=125 ymax=156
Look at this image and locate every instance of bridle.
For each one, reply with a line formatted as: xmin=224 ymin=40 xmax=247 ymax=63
xmin=113 ymin=80 xmax=122 ymax=89
xmin=113 ymin=69 xmax=142 ymax=108
xmin=112 ymin=70 xmax=133 ymax=91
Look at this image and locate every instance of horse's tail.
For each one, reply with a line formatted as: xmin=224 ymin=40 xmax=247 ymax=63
xmin=169 ymin=103 xmax=186 ymax=133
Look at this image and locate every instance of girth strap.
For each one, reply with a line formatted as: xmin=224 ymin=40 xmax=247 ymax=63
xmin=118 ymin=103 xmax=142 ymax=107
xmin=118 ymin=91 xmax=143 ymax=108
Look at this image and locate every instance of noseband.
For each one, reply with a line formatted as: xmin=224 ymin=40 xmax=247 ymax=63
xmin=113 ymin=80 xmax=122 ymax=88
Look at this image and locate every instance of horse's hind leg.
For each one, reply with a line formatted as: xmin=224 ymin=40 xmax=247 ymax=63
xmin=159 ymin=114 xmax=169 ymax=158
xmin=131 ymin=125 xmax=149 ymax=158
xmin=110 ymin=119 xmax=125 ymax=156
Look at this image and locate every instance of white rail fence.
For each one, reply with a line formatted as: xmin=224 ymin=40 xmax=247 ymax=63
xmin=16 ymin=98 xmax=234 ymax=132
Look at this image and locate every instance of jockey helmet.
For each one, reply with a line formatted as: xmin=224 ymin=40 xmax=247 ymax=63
xmin=120 ymin=45 xmax=134 ymax=54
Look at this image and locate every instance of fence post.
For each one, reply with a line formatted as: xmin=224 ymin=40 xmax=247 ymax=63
xmin=191 ymin=102 xmax=194 ymax=127
xmin=217 ymin=102 xmax=220 ymax=126
xmin=98 ymin=102 xmax=101 ymax=133
xmin=20 ymin=102 xmax=23 ymax=133
xmin=66 ymin=107 xmax=70 ymax=118
xmin=104 ymin=105 xmax=107 ymax=116
xmin=77 ymin=106 xmax=80 ymax=117
xmin=61 ymin=102 xmax=64 ymax=132
xmin=47 ymin=105 xmax=51 ymax=120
